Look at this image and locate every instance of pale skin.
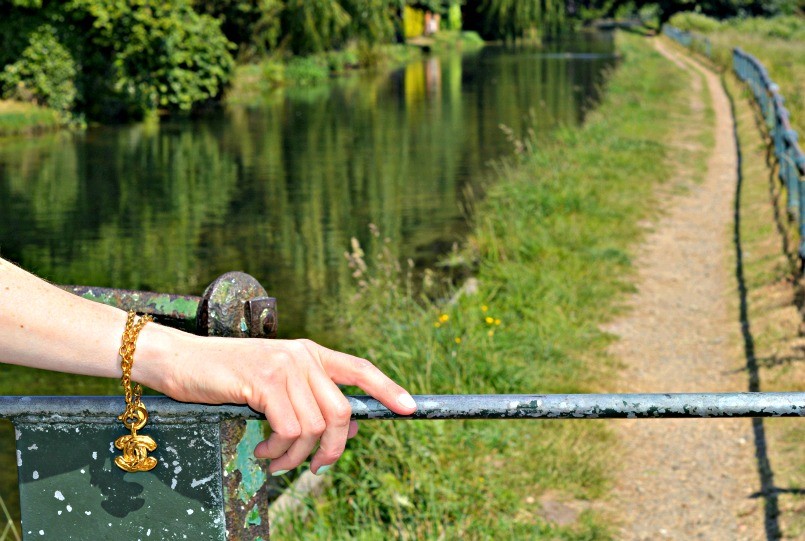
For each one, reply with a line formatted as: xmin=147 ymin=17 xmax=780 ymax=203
xmin=0 ymin=257 xmax=417 ymax=475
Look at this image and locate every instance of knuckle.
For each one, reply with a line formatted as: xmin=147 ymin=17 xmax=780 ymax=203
xmin=275 ymin=421 xmax=302 ymax=439
xmin=318 ymin=447 xmax=344 ymax=464
xmin=331 ymin=400 xmax=352 ymax=424
xmin=307 ymin=417 xmax=327 ymax=437
xmin=352 ymin=357 xmax=376 ymax=372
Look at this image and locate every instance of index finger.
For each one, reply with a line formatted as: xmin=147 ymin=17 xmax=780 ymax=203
xmin=316 ymin=347 xmax=417 ymax=416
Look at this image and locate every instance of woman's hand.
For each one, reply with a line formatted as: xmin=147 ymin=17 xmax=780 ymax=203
xmin=156 ymin=332 xmax=417 ymax=475
xmin=1 ymin=258 xmax=412 ymax=475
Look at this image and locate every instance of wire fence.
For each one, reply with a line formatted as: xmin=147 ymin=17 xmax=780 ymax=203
xmin=663 ymin=24 xmax=805 ymax=264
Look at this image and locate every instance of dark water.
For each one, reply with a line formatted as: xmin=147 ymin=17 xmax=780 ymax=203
xmin=0 ymin=32 xmax=616 ymax=521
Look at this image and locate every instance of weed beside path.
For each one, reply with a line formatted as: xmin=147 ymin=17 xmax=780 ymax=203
xmin=272 ymin=33 xmax=698 ymax=539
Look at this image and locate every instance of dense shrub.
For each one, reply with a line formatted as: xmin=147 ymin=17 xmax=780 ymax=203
xmin=0 ymin=24 xmax=77 ymax=113
xmin=668 ymin=12 xmax=724 ymax=33
xmin=0 ymin=0 xmax=235 ymax=120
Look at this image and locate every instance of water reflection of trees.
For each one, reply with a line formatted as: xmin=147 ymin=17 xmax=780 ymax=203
xmin=0 ymin=40 xmax=614 ymax=339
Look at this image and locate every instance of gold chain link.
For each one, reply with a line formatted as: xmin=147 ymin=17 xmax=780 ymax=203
xmin=114 ymin=311 xmax=158 ymax=472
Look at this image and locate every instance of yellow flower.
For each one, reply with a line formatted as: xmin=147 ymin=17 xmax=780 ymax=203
xmin=494 ymin=319 xmax=501 ymax=326
xmin=434 ymin=322 xmax=441 ymax=328
xmin=454 ymin=337 xmax=462 ymax=344
xmin=481 ymin=305 xmax=488 ymax=313
xmin=439 ymin=314 xmax=450 ymax=323
xmin=485 ymin=316 xmax=494 ymax=325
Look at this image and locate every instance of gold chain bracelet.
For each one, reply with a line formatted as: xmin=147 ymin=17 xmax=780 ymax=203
xmin=114 ymin=311 xmax=158 ymax=472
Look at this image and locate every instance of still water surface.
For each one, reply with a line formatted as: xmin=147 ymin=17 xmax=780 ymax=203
xmin=1 ymin=33 xmax=615 ymax=340
xmin=0 ymin=33 xmax=615 ymax=520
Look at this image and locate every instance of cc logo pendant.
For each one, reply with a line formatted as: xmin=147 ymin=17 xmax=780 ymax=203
xmin=115 ymin=404 xmax=158 ymax=472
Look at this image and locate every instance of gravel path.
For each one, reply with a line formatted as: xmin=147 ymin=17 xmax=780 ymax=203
xmin=603 ymin=39 xmax=765 ymax=540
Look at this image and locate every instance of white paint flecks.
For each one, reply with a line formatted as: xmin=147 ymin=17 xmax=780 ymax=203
xmin=80 ymin=469 xmax=85 ymax=474
xmin=190 ymin=474 xmax=214 ymax=488
xmin=85 ymin=511 xmax=91 ymax=516
xmin=15 ymin=428 xmax=21 ymax=440
xmin=16 ymin=450 xmax=22 ymax=467
xmin=92 ymin=452 xmax=97 ymax=460
xmin=170 ymin=478 xmax=177 ymax=490
xmin=28 ymin=444 xmax=38 ymax=451
xmin=54 ymin=491 xmax=64 ymax=501
xmin=66 ymin=505 xmax=72 ymax=512
xmin=32 ymin=471 xmax=39 ymax=480
xmin=173 ymin=465 xmax=182 ymax=475
xmin=186 ymin=509 xmax=193 ymax=515
xmin=147 ymin=529 xmax=151 ymax=537
xmin=38 ymin=530 xmax=44 ymax=535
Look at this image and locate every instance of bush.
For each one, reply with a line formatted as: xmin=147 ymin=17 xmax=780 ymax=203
xmin=668 ymin=12 xmax=723 ymax=33
xmin=0 ymin=24 xmax=76 ymax=113
xmin=727 ymin=15 xmax=805 ymax=40
xmin=284 ymin=57 xmax=329 ymax=86
xmin=0 ymin=1 xmax=236 ymax=120
xmin=68 ymin=0 xmax=235 ymax=117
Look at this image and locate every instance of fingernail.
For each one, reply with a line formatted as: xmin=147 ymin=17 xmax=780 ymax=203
xmin=271 ymin=469 xmax=289 ymax=477
xmin=397 ymin=393 xmax=416 ymax=409
xmin=315 ymin=465 xmax=331 ymax=476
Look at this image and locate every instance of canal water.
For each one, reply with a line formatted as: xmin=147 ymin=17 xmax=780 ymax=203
xmin=0 ymin=32 xmax=616 ymax=521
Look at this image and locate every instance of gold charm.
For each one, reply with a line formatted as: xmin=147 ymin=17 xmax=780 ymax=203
xmin=114 ymin=311 xmax=158 ymax=472
xmin=115 ymin=404 xmax=157 ymax=472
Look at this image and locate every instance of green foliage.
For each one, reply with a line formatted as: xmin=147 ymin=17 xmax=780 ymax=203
xmin=464 ymin=0 xmax=566 ymax=40
xmin=284 ymin=56 xmax=330 ymax=85
xmin=726 ymin=14 xmax=805 ymax=39
xmin=667 ymin=11 xmax=724 ymax=32
xmin=0 ymin=24 xmax=76 ymax=113
xmin=0 ymin=0 xmax=235 ymax=119
xmin=194 ymin=0 xmax=283 ymax=60
xmin=67 ymin=0 xmax=234 ymax=116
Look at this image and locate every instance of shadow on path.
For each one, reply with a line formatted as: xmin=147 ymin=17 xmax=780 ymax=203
xmin=728 ymin=82 xmax=784 ymax=541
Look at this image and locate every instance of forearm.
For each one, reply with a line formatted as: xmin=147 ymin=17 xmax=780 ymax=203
xmin=0 ymin=257 xmax=182 ymax=394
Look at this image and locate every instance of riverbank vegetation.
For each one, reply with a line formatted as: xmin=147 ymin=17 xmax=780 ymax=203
xmin=0 ymin=1 xmax=795 ymax=128
xmin=267 ymin=32 xmax=704 ymax=538
xmin=0 ymin=99 xmax=61 ymax=136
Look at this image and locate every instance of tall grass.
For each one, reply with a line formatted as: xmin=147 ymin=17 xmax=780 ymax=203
xmin=271 ymin=32 xmax=701 ymax=539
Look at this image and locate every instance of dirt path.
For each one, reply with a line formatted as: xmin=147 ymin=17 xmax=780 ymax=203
xmin=603 ymin=39 xmax=765 ymax=540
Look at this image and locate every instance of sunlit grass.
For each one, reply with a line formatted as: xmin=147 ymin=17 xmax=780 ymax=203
xmin=0 ymin=100 xmax=62 ymax=137
xmin=271 ymin=32 xmax=703 ymax=539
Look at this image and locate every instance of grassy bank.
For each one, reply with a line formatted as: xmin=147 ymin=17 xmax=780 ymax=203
xmin=725 ymin=67 xmax=805 ymax=538
xmin=0 ymin=100 xmax=63 ymax=137
xmin=227 ymin=31 xmax=483 ymax=102
xmin=271 ymin=32 xmax=697 ymax=539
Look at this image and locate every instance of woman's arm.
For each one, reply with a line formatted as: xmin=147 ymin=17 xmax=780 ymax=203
xmin=0 ymin=257 xmax=416 ymax=474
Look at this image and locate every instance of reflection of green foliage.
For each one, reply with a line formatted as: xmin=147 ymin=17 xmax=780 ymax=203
xmin=0 ymin=24 xmax=76 ymax=113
